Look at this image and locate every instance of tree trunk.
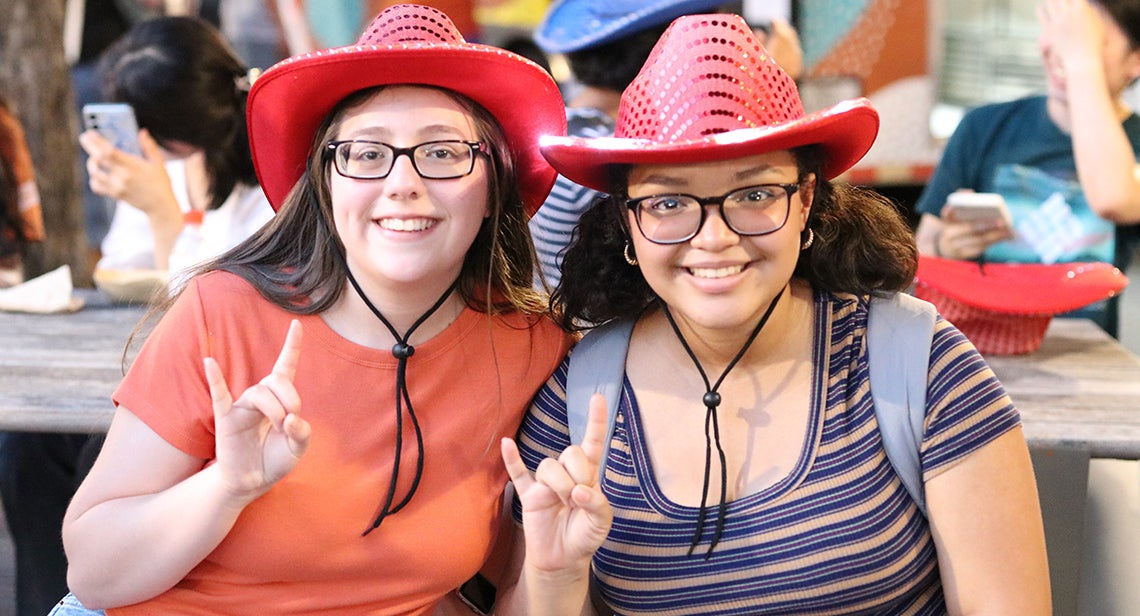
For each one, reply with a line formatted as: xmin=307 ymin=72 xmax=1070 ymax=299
xmin=0 ymin=0 xmax=89 ymax=284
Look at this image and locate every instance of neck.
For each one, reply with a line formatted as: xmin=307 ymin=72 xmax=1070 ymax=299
xmin=1047 ymin=95 xmax=1130 ymax=134
xmin=567 ymin=86 xmax=622 ymax=119
xmin=654 ymin=282 xmax=812 ymax=371
xmin=324 ymin=273 xmax=464 ymax=349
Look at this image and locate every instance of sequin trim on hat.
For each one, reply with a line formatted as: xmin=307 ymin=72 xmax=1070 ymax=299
xmin=615 ymin=15 xmax=804 ymax=143
xmin=358 ymin=4 xmax=466 ymax=45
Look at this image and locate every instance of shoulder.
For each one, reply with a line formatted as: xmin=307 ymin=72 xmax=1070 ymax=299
xmin=957 ymin=97 xmax=1041 ymax=132
xmin=170 ymin=270 xmax=279 ymax=323
xmin=489 ymin=311 xmax=573 ymax=356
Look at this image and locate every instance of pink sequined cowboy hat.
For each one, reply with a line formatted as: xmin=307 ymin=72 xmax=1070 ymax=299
xmin=246 ymin=3 xmax=567 ymax=216
xmin=539 ymin=13 xmax=879 ymax=192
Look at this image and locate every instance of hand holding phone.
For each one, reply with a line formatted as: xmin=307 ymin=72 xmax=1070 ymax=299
xmin=942 ymin=191 xmax=1012 ymax=228
xmin=82 ymin=103 xmax=143 ymax=157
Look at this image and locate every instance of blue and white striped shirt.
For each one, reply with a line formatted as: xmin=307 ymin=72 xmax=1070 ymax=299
xmin=529 ymin=107 xmax=616 ymax=289
xmin=516 ymin=291 xmax=1020 ymax=615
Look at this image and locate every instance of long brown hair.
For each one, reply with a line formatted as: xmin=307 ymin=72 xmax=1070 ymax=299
xmin=134 ymin=86 xmax=551 ymax=347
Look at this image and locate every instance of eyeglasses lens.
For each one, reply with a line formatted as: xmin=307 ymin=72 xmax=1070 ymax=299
xmin=633 ymin=185 xmax=793 ymax=243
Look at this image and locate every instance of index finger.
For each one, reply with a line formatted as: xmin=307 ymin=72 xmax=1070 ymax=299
xmin=579 ymin=393 xmax=610 ymax=469
xmin=271 ymin=320 xmax=304 ymax=381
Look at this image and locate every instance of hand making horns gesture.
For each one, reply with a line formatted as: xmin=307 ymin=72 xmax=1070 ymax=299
xmin=204 ymin=319 xmax=312 ymax=504
xmin=501 ymin=393 xmax=613 ymax=573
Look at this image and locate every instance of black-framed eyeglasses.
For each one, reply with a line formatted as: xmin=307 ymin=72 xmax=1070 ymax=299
xmin=325 ymin=139 xmax=487 ymax=180
xmin=626 ymin=183 xmax=800 ymax=245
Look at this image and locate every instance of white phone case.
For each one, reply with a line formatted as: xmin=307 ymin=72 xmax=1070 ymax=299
xmin=82 ymin=103 xmax=142 ymax=157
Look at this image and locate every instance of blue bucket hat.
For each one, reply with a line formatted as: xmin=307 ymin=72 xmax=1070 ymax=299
xmin=535 ymin=0 xmax=729 ymax=53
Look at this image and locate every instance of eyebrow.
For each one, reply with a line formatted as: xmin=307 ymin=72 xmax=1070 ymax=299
xmin=340 ymin=124 xmax=472 ymax=141
xmin=638 ymin=163 xmax=788 ymax=187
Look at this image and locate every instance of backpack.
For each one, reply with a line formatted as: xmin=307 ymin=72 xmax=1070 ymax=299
xmin=565 ymin=293 xmax=937 ymax=515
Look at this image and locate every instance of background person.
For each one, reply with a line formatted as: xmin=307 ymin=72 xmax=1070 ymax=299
xmin=500 ymin=13 xmax=1050 ymax=614
xmin=0 ymin=16 xmax=274 ymax=616
xmin=913 ymin=0 xmax=1140 ymax=337
xmin=0 ymin=94 xmax=45 ymax=288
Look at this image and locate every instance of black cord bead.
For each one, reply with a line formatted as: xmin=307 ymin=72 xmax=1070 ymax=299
xmin=702 ymin=391 xmax=721 ymax=409
xmin=392 ymin=343 xmax=415 ymax=359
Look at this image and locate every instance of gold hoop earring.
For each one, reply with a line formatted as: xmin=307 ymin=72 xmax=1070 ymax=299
xmin=623 ymin=242 xmax=639 ymax=266
xmin=801 ymin=228 xmax=815 ymax=251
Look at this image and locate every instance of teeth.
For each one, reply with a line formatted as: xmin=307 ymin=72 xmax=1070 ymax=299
xmin=689 ymin=264 xmax=744 ymax=279
xmin=379 ymin=218 xmax=434 ymax=232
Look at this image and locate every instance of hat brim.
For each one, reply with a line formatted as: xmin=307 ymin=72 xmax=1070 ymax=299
xmin=247 ymin=44 xmax=567 ymax=215
xmin=535 ymin=0 xmax=728 ymax=53
xmin=915 ymin=255 xmax=1129 ymax=315
xmin=539 ymin=98 xmax=880 ymax=192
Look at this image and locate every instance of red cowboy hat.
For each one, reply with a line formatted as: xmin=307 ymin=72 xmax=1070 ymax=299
xmin=914 ymin=255 xmax=1129 ymax=354
xmin=539 ymin=13 xmax=879 ymax=192
xmin=246 ymin=3 xmax=567 ymax=216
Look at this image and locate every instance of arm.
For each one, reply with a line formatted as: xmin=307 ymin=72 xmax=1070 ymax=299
xmin=1040 ymin=0 xmax=1140 ymax=223
xmin=925 ymin=427 xmax=1051 ymax=615
xmin=495 ymin=394 xmax=612 ymax=616
xmin=63 ymin=321 xmax=312 ymax=608
xmin=80 ymin=128 xmax=184 ymax=269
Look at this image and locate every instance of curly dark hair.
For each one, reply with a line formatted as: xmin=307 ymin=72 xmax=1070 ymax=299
xmin=552 ymin=145 xmax=918 ymax=330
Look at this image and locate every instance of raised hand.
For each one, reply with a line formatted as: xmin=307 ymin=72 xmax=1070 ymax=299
xmin=501 ymin=393 xmax=613 ymax=574
xmin=81 ymin=128 xmax=179 ymax=217
xmin=205 ymin=319 xmax=312 ymax=504
xmin=1037 ymin=0 xmax=1106 ymax=75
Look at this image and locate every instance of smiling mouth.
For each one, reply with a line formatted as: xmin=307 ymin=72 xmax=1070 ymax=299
xmin=378 ymin=218 xmax=435 ymax=232
xmin=688 ymin=264 xmax=745 ymax=279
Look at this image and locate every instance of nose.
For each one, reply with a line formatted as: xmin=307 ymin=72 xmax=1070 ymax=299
xmin=383 ymin=151 xmax=424 ymax=198
xmin=689 ymin=203 xmax=739 ymax=251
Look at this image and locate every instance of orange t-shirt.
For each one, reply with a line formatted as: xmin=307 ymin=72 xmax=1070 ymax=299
xmin=109 ymin=271 xmax=571 ymax=615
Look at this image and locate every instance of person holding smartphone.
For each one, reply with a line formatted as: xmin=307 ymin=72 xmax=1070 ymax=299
xmin=0 ymin=16 xmax=273 ymax=616
xmin=82 ymin=16 xmax=274 ymax=280
xmin=914 ymin=0 xmax=1140 ymax=337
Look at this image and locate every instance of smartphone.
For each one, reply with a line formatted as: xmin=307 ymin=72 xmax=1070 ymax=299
xmin=82 ymin=103 xmax=142 ymax=157
xmin=456 ymin=573 xmax=496 ymax=615
xmin=942 ymin=191 xmax=1012 ymax=227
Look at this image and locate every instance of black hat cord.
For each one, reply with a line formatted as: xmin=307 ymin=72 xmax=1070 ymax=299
xmin=343 ymin=267 xmax=458 ymax=536
xmin=661 ymin=286 xmax=785 ymax=559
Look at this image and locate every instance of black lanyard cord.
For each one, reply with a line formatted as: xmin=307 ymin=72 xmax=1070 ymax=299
xmin=662 ymin=286 xmax=785 ymax=558
xmin=343 ymin=267 xmax=458 ymax=536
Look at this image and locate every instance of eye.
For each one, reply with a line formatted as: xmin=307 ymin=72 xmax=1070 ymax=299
xmin=642 ymin=196 xmax=691 ymax=214
xmin=420 ymin=142 xmax=465 ymax=160
xmin=738 ymin=187 xmax=780 ymax=202
xmin=349 ymin=142 xmax=389 ymax=163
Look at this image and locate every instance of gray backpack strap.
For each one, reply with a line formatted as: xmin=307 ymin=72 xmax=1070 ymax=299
xmin=867 ymin=293 xmax=938 ymax=516
xmin=566 ymin=319 xmax=635 ymax=481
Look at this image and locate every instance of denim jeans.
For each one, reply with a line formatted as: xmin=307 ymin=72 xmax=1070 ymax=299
xmin=46 ymin=594 xmax=104 ymax=616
